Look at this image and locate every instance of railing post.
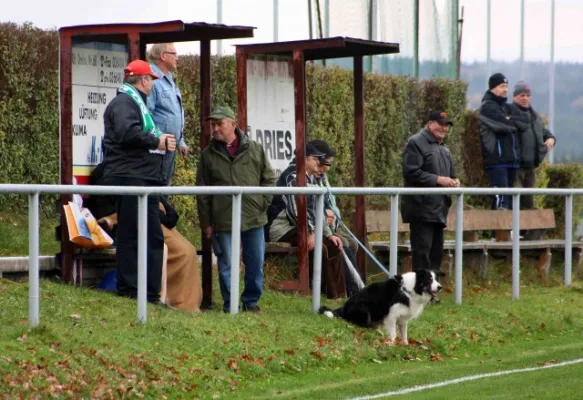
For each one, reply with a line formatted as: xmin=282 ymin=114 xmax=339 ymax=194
xmin=137 ymin=194 xmax=148 ymax=323
xmin=454 ymin=194 xmax=464 ymax=305
xmin=564 ymin=194 xmax=573 ymax=287
xmin=512 ymin=194 xmax=520 ymax=300
xmin=312 ymin=194 xmax=325 ymax=313
xmin=230 ymin=193 xmax=242 ymax=315
xmin=28 ymin=192 xmax=40 ymax=328
xmin=390 ymin=194 xmax=399 ymax=275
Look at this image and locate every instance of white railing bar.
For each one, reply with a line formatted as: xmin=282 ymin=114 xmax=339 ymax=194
xmin=512 ymin=194 xmax=521 ymax=300
xmin=312 ymin=194 xmax=325 ymax=313
xmin=565 ymin=194 xmax=573 ymax=286
xmin=230 ymin=193 xmax=242 ymax=315
xmin=389 ymin=195 xmax=399 ymax=276
xmin=137 ymin=194 xmax=148 ymax=323
xmin=454 ymin=194 xmax=464 ymax=305
xmin=28 ymin=193 xmax=40 ymax=328
xmin=1 ymin=184 xmax=583 ymax=197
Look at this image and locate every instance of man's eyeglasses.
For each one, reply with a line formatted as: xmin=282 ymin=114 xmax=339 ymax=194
xmin=163 ymin=51 xmax=178 ymax=56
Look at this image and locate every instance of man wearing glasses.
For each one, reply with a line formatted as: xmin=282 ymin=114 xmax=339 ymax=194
xmin=148 ymin=43 xmax=188 ymax=186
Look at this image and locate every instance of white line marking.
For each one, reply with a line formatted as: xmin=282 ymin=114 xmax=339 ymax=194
xmin=348 ymin=357 xmax=583 ymax=400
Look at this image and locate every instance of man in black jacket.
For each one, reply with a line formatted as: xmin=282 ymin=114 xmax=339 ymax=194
xmin=509 ymin=81 xmax=556 ymax=210
xmin=401 ymin=111 xmax=459 ymax=274
xmin=479 ymin=73 xmax=524 ymax=210
xmin=102 ymin=59 xmax=177 ymax=304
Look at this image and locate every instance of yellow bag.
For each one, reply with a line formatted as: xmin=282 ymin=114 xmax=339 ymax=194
xmin=63 ymin=202 xmax=113 ymax=249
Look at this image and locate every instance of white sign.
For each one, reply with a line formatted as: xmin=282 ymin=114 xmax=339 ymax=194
xmin=246 ymin=56 xmax=295 ymax=177
xmin=71 ymin=42 xmax=128 ymax=180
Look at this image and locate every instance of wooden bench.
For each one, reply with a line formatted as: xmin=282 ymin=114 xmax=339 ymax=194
xmin=367 ymin=208 xmax=583 ymax=278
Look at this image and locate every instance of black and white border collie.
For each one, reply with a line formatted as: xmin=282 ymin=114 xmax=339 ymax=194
xmin=319 ymin=269 xmax=443 ymax=345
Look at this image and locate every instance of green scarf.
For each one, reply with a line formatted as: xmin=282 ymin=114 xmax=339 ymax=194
xmin=118 ymin=83 xmax=162 ymax=138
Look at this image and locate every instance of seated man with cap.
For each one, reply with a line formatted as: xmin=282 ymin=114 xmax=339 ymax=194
xmin=267 ymin=144 xmax=347 ymax=299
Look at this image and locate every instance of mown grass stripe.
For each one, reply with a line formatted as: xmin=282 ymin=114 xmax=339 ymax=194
xmin=348 ymin=357 xmax=583 ymax=399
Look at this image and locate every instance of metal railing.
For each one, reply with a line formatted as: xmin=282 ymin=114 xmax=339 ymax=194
xmin=1 ymin=184 xmax=581 ymax=328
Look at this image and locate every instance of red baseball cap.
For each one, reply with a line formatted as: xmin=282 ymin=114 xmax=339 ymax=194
xmin=124 ymin=60 xmax=159 ymax=79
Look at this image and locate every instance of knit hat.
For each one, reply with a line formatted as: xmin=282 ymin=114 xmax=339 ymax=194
xmin=488 ymin=73 xmax=508 ymax=90
xmin=513 ymin=81 xmax=531 ymax=97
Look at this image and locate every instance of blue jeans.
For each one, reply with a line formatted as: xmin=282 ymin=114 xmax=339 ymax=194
xmin=212 ymin=227 xmax=265 ymax=312
xmin=486 ymin=167 xmax=517 ymax=210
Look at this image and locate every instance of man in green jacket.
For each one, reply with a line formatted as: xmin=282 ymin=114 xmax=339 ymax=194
xmin=196 ymin=106 xmax=275 ymax=313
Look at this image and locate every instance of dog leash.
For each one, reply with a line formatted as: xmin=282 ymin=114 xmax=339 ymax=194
xmin=324 ymin=185 xmax=393 ymax=278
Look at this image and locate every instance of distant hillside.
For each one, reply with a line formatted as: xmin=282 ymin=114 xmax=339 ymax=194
xmin=460 ymin=61 xmax=583 ymax=163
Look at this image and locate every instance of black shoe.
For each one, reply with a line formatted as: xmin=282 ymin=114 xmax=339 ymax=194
xmin=243 ymin=305 xmax=261 ymax=313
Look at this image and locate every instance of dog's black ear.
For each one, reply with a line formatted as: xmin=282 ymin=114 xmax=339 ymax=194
xmin=391 ymin=275 xmax=403 ymax=284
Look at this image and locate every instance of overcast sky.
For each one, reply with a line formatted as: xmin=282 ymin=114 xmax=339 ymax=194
xmin=4 ymin=0 xmax=583 ymax=63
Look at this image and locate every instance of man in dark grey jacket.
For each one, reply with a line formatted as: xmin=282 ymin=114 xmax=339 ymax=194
xmin=401 ymin=111 xmax=459 ymax=274
xmin=509 ymin=81 xmax=556 ymax=210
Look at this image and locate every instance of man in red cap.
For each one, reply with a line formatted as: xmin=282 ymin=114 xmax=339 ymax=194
xmin=102 ymin=59 xmax=177 ymax=305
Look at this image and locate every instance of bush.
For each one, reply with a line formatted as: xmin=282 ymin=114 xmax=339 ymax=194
xmin=539 ymin=163 xmax=583 ymax=238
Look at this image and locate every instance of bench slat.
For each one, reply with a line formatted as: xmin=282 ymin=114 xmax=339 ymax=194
xmin=363 ymin=208 xmax=556 ymax=233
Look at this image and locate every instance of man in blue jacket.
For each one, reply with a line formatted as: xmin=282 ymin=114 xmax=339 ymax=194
xmin=148 ymin=43 xmax=187 ymax=185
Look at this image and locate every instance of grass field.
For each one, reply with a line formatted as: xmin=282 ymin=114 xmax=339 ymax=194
xmin=1 ymin=214 xmax=583 ymax=398
xmin=1 ymin=270 xmax=582 ymax=399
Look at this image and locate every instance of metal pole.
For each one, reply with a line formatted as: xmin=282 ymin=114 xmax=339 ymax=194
xmin=312 ymin=194 xmax=325 ymax=313
xmin=230 ymin=193 xmax=242 ymax=315
xmin=486 ymin=0 xmax=491 ymax=78
xmin=137 ymin=194 xmax=148 ymax=323
xmin=308 ymin=0 xmax=313 ymax=39
xmin=520 ymin=0 xmax=525 ymax=80
xmin=512 ymin=194 xmax=520 ymax=300
xmin=413 ymin=0 xmax=419 ymax=78
xmin=454 ymin=194 xmax=464 ymax=305
xmin=273 ymin=0 xmax=279 ymax=42
xmin=389 ymin=195 xmax=399 ymax=275
xmin=28 ymin=193 xmax=40 ymax=328
xmin=564 ymin=194 xmax=573 ymax=286
xmin=451 ymin=0 xmax=459 ymax=79
xmin=324 ymin=0 xmax=329 ymax=37
xmin=217 ymin=0 xmax=223 ymax=55
xmin=549 ymin=0 xmax=556 ymax=164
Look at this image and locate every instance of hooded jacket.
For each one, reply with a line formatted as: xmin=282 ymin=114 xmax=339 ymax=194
xmin=478 ymin=91 xmax=523 ymax=168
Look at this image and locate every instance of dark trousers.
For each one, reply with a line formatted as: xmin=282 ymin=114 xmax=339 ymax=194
xmin=410 ymin=221 xmax=444 ymax=273
xmin=486 ymin=167 xmax=517 ymax=210
xmin=105 ymin=176 xmax=164 ymax=303
xmin=513 ymin=167 xmax=536 ymax=209
xmin=279 ymin=229 xmax=347 ymax=299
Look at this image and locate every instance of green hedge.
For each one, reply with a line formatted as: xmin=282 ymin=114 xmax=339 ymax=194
xmin=0 ymin=22 xmax=580 ymax=237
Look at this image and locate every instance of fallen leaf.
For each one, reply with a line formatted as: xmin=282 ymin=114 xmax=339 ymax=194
xmin=227 ymin=359 xmax=238 ymax=370
xmin=284 ymin=349 xmax=296 ymax=356
xmin=420 ymin=345 xmax=429 ymax=351
xmin=69 ymin=314 xmax=81 ymax=320
xmin=371 ymin=358 xmax=383 ymax=364
xmin=539 ymin=323 xmax=546 ymax=329
xmin=17 ymin=334 xmax=27 ymax=342
xmin=430 ymin=353 xmax=443 ymax=362
xmin=310 ymin=351 xmax=325 ymax=360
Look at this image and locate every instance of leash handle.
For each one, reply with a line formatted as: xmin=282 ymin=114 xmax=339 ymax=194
xmin=324 ymin=185 xmax=393 ymax=278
